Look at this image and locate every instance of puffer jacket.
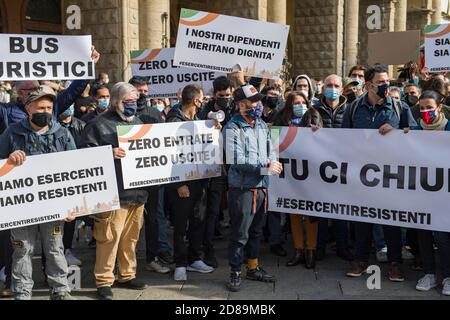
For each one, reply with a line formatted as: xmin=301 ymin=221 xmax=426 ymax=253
xmin=314 ymin=95 xmax=348 ymax=128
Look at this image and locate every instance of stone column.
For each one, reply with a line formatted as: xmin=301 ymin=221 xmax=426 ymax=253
xmin=267 ymin=0 xmax=286 ymax=24
xmin=344 ymin=0 xmax=359 ymax=74
xmin=139 ymin=0 xmax=170 ymax=49
xmin=431 ymin=0 xmax=442 ymax=25
xmin=395 ymin=0 xmax=407 ymax=32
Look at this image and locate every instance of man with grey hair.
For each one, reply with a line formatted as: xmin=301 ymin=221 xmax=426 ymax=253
xmin=313 ymin=74 xmax=354 ymax=264
xmin=81 ymin=82 xmax=149 ymax=300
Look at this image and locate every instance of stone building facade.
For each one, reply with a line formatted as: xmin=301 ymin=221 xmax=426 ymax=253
xmin=1 ymin=0 xmax=449 ymax=82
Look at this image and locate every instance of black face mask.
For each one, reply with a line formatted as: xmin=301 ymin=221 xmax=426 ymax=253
xmin=215 ymin=97 xmax=232 ymax=110
xmin=31 ymin=112 xmax=52 ymax=128
xmin=137 ymin=93 xmax=148 ymax=111
xmin=265 ymin=96 xmax=279 ymax=109
xmin=444 ymin=96 xmax=450 ymax=106
xmin=405 ymin=95 xmax=419 ymax=107
xmin=345 ymin=92 xmax=358 ymax=104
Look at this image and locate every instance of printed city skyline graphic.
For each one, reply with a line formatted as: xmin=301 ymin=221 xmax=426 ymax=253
xmin=66 ymin=195 xmax=120 ymax=217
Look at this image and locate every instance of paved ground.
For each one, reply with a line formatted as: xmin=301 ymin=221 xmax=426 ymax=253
xmin=1 ymin=223 xmax=450 ymax=300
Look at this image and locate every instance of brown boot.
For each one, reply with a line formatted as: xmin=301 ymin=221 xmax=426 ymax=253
xmin=305 ymin=250 xmax=316 ymax=269
xmin=286 ymin=249 xmax=305 ymax=267
xmin=346 ymin=262 xmax=369 ymax=277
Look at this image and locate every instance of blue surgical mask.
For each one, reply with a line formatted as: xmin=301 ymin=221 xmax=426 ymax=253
xmin=62 ymin=105 xmax=75 ymax=117
xmin=170 ymin=100 xmax=179 ymax=108
xmin=153 ymin=103 xmax=165 ymax=112
xmin=293 ymin=104 xmax=308 ymax=118
xmin=352 ymin=78 xmax=363 ymax=90
xmin=97 ymin=98 xmax=110 ymax=110
xmin=324 ymin=88 xmax=340 ymax=101
xmin=123 ymin=101 xmax=137 ymax=117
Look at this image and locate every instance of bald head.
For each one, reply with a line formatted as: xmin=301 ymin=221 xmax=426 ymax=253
xmin=324 ymin=75 xmax=342 ymax=88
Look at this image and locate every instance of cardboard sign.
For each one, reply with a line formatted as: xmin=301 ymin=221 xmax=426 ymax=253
xmin=424 ymin=23 xmax=450 ymax=73
xmin=173 ymin=8 xmax=289 ymax=79
xmin=118 ymin=120 xmax=222 ymax=188
xmin=0 ymin=146 xmax=120 ymax=230
xmin=367 ymin=30 xmax=421 ymax=66
xmin=0 ymin=34 xmax=95 ymax=80
xmin=130 ymin=48 xmax=225 ymax=98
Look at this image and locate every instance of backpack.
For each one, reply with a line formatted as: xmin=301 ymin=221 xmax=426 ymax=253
xmin=349 ymin=96 xmax=404 ymax=128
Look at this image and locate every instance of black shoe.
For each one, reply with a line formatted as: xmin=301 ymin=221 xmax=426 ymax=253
xmin=270 ymin=244 xmax=287 ymax=257
xmin=204 ymin=254 xmax=218 ymax=269
xmin=305 ymin=250 xmax=316 ymax=269
xmin=316 ymin=247 xmax=325 ymax=261
xmin=246 ymin=266 xmax=276 ymax=283
xmin=97 ymin=286 xmax=113 ymax=300
xmin=286 ymin=249 xmax=305 ymax=267
xmin=336 ymin=248 xmax=354 ymax=261
xmin=158 ymin=251 xmax=174 ymax=265
xmin=116 ymin=279 xmax=147 ymax=290
xmin=227 ymin=272 xmax=241 ymax=292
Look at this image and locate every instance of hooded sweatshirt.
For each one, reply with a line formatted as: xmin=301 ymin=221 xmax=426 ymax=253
xmin=292 ymin=74 xmax=319 ymax=106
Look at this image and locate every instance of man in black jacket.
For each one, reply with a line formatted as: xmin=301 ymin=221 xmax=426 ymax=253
xmin=313 ymin=75 xmax=354 ymax=262
xmin=166 ymin=84 xmax=216 ymax=281
xmin=80 ymin=82 xmax=148 ymax=300
xmin=197 ymin=77 xmax=234 ymax=268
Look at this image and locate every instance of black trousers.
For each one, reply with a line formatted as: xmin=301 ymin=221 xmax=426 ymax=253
xmin=144 ymin=186 xmax=160 ymax=262
xmin=169 ymin=183 xmax=206 ymax=268
xmin=203 ymin=176 xmax=227 ymax=256
xmin=63 ymin=220 xmax=76 ymax=250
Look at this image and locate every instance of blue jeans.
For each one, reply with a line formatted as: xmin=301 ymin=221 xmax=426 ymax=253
xmin=157 ymin=187 xmax=172 ymax=253
xmin=372 ymin=224 xmax=386 ymax=250
xmin=228 ymin=188 xmax=267 ymax=272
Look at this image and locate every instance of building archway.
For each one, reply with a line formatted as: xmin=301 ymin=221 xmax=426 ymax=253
xmin=22 ymin=0 xmax=62 ymax=34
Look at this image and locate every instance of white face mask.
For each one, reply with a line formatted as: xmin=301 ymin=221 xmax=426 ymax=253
xmin=299 ymin=89 xmax=309 ymax=98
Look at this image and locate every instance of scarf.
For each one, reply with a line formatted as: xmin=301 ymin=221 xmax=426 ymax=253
xmin=420 ymin=113 xmax=448 ymax=131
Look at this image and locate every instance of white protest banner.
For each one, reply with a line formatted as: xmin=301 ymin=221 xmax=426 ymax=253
xmin=130 ymin=48 xmax=225 ymax=98
xmin=0 ymin=146 xmax=120 ymax=231
xmin=0 ymin=34 xmax=95 ymax=81
xmin=424 ymin=23 xmax=450 ymax=73
xmin=269 ymin=127 xmax=450 ymax=232
xmin=118 ymin=120 xmax=222 ymax=188
xmin=173 ymin=8 xmax=289 ymax=79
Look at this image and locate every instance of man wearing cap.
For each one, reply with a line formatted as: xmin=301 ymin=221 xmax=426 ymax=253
xmin=312 ymin=75 xmax=354 ymax=263
xmin=342 ymin=77 xmax=361 ymax=104
xmin=223 ymin=84 xmax=283 ymax=292
xmin=0 ymin=85 xmax=77 ymax=300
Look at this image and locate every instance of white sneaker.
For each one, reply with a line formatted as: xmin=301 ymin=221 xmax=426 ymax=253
xmin=376 ymin=247 xmax=388 ymax=263
xmin=443 ymin=278 xmax=450 ymax=296
xmin=65 ymin=249 xmax=82 ymax=266
xmin=186 ymin=260 xmax=215 ymax=273
xmin=0 ymin=266 xmax=6 ymax=283
xmin=402 ymin=246 xmax=414 ymax=260
xmin=145 ymin=258 xmax=171 ymax=274
xmin=416 ymin=274 xmax=437 ymax=291
xmin=174 ymin=267 xmax=187 ymax=281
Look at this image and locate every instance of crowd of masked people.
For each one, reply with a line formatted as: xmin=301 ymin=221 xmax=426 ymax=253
xmin=0 ymin=51 xmax=450 ymax=300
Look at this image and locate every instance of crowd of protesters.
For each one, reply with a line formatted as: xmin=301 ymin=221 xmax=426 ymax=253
xmin=0 ymin=47 xmax=450 ymax=299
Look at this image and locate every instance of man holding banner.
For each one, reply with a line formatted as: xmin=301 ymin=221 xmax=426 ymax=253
xmin=0 ymin=85 xmax=76 ymax=300
xmin=224 ymin=84 xmax=283 ymax=292
xmin=342 ymin=64 xmax=416 ymax=282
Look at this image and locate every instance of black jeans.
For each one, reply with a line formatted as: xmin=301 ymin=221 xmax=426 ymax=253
xmin=0 ymin=230 xmax=12 ymax=288
xmin=355 ymin=222 xmax=402 ymax=263
xmin=63 ymin=220 xmax=76 ymax=250
xmin=169 ymin=183 xmax=206 ymax=268
xmin=228 ymin=188 xmax=267 ymax=272
xmin=203 ymin=176 xmax=227 ymax=256
xmin=418 ymin=230 xmax=450 ymax=278
xmin=144 ymin=186 xmax=160 ymax=262
xmin=317 ymin=218 xmax=349 ymax=250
